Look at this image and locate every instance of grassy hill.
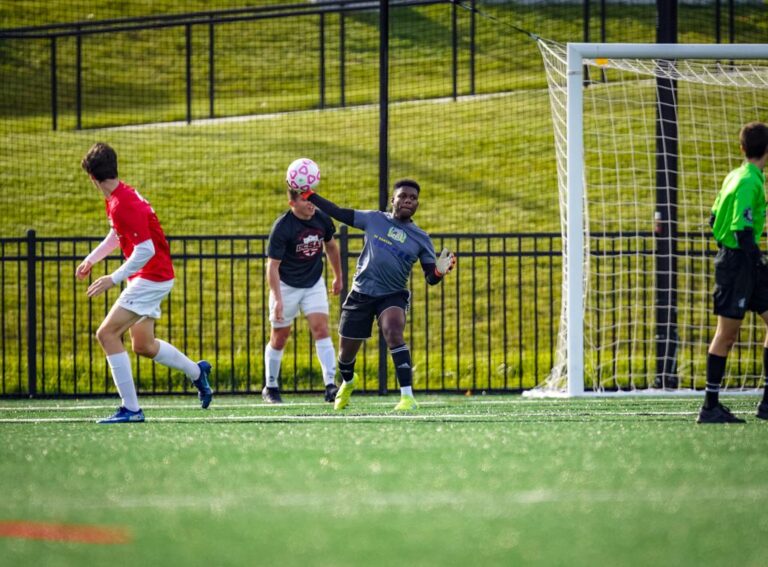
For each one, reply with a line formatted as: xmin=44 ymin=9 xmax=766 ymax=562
xmin=3 ymin=2 xmax=766 ymax=237
xmin=2 ymin=1 xmax=767 ymax=393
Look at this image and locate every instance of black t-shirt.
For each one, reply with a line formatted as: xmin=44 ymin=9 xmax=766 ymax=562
xmin=267 ymin=209 xmax=336 ymax=288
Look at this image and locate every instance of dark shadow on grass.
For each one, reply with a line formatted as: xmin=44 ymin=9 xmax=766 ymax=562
xmin=348 ymin=6 xmax=452 ymax=49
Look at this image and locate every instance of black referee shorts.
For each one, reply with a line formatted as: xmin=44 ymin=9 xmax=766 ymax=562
xmin=713 ymin=247 xmax=768 ymax=319
xmin=338 ymin=290 xmax=410 ymax=340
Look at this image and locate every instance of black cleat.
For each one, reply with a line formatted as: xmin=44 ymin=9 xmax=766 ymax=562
xmin=262 ymin=386 xmax=283 ymax=404
xmin=756 ymin=401 xmax=768 ymax=420
xmin=697 ymin=403 xmax=746 ymax=424
xmin=193 ymin=360 xmax=214 ymax=409
xmin=324 ymin=383 xmax=339 ymax=403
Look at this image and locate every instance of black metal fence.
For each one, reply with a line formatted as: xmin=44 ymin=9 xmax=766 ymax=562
xmin=0 ymin=0 xmax=758 ymax=132
xmin=0 ymin=229 xmax=562 ymax=397
xmin=1 ymin=0 xmax=473 ymax=131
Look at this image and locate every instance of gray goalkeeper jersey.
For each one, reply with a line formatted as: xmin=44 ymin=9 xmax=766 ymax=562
xmin=351 ymin=210 xmax=437 ymax=296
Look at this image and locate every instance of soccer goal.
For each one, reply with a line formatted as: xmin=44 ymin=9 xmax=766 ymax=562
xmin=527 ymin=41 xmax=768 ymax=397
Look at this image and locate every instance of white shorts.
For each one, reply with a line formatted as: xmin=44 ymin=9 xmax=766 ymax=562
xmin=269 ymin=278 xmax=329 ymax=328
xmin=115 ymin=277 xmax=174 ymax=320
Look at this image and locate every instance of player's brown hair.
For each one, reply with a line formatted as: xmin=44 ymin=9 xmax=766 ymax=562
xmin=740 ymin=122 xmax=768 ymax=159
xmin=81 ymin=142 xmax=118 ymax=182
xmin=287 ymin=188 xmax=303 ymax=202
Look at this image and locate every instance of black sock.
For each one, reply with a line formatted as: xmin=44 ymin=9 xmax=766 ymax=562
xmin=762 ymin=348 xmax=768 ymax=404
xmin=390 ymin=343 xmax=412 ymax=388
xmin=338 ymin=357 xmax=356 ymax=383
xmin=705 ymin=353 xmax=727 ymax=409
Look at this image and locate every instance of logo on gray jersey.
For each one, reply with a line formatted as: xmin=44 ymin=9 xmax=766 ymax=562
xmin=387 ymin=226 xmax=407 ymax=243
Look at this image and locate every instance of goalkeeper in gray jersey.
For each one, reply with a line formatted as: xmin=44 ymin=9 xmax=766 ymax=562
xmin=297 ymin=178 xmax=455 ymax=410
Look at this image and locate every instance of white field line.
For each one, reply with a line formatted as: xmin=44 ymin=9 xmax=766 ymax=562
xmin=0 ymin=395 xmax=746 ymax=412
xmin=0 ymin=410 xmax=709 ymax=424
xmin=21 ymin=485 xmax=768 ymax=514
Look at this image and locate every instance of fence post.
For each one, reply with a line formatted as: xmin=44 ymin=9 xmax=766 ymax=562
xmin=451 ymin=0 xmax=457 ymax=100
xmin=76 ymin=28 xmax=82 ymax=130
xmin=26 ymin=229 xmax=37 ymax=397
xmin=469 ymin=0 xmax=476 ymax=95
xmin=50 ymin=37 xmax=58 ymax=131
xmin=339 ymin=8 xmax=346 ymax=107
xmin=319 ymin=13 xmax=326 ymax=109
xmin=186 ymin=23 xmax=192 ymax=124
xmin=378 ymin=0 xmax=389 ymax=396
xmin=209 ymin=17 xmax=215 ymax=118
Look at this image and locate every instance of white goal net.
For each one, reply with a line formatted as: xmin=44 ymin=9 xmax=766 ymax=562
xmin=530 ymin=41 xmax=768 ymax=396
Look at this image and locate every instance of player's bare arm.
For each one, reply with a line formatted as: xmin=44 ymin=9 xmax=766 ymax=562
xmin=76 ymin=229 xmax=120 ymax=280
xmin=83 ymin=238 xmax=156 ymax=298
xmin=324 ymin=238 xmax=343 ymax=295
xmin=267 ymin=257 xmax=284 ymax=322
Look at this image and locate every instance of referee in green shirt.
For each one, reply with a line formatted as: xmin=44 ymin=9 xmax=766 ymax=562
xmin=701 ymin=122 xmax=768 ymax=423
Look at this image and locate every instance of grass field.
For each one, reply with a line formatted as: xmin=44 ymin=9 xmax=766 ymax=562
xmin=2 ymin=394 xmax=768 ymax=566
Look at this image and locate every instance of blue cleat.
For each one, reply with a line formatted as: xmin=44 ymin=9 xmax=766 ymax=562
xmin=98 ymin=406 xmax=145 ymax=424
xmin=193 ymin=360 xmax=214 ymax=409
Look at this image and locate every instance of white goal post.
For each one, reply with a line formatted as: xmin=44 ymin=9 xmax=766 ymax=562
xmin=528 ymin=42 xmax=768 ymax=397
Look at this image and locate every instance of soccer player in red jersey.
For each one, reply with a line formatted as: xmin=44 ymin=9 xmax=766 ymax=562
xmin=77 ymin=142 xmax=213 ymax=423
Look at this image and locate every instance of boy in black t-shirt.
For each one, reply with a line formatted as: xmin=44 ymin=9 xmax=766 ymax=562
xmin=262 ymin=189 xmax=343 ymax=403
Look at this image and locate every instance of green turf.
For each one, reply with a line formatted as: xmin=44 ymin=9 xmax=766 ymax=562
xmin=1 ymin=394 xmax=767 ymax=566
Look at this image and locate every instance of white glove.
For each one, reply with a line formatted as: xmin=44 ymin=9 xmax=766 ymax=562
xmin=435 ymin=248 xmax=456 ymax=277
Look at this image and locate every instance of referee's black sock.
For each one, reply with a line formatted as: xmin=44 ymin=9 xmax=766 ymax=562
xmin=390 ymin=344 xmax=412 ymax=388
xmin=338 ymin=357 xmax=356 ymax=383
xmin=705 ymin=353 xmax=727 ymax=409
xmin=762 ymin=348 xmax=768 ymax=404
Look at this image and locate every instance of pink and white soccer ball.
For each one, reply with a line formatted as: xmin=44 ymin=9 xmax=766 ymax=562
xmin=286 ymin=158 xmax=321 ymax=192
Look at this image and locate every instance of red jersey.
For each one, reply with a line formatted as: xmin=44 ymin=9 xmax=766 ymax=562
xmin=105 ymin=181 xmax=174 ymax=282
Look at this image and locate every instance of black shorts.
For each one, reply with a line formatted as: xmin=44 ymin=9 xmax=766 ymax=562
xmin=338 ymin=290 xmax=410 ymax=340
xmin=713 ymin=247 xmax=768 ymax=319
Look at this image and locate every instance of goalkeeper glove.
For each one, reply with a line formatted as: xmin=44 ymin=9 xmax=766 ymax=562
xmin=435 ymin=248 xmax=456 ymax=277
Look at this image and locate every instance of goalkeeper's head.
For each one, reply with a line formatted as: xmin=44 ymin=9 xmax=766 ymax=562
xmin=391 ymin=178 xmax=420 ymax=221
xmin=740 ymin=122 xmax=768 ymax=161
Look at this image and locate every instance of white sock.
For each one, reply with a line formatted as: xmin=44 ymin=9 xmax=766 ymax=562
xmin=153 ymin=339 xmax=201 ymax=381
xmin=315 ymin=337 xmax=337 ymax=386
xmin=400 ymin=385 xmax=413 ymax=397
xmin=265 ymin=344 xmax=284 ymax=388
xmin=107 ymin=351 xmax=140 ymax=412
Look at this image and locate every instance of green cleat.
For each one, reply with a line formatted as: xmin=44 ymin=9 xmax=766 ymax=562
xmin=394 ymin=394 xmax=418 ymax=411
xmin=334 ymin=377 xmax=356 ymax=411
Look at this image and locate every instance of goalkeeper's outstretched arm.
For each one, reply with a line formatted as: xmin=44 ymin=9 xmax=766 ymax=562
xmin=303 ymin=192 xmax=355 ymax=226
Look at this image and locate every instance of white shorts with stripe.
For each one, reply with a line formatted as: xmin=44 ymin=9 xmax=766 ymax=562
xmin=115 ymin=277 xmax=174 ymax=320
xmin=269 ymin=278 xmax=329 ymax=328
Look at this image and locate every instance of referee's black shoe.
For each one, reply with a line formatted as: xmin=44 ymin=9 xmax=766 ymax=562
xmin=262 ymin=386 xmax=283 ymax=404
xmin=324 ymin=383 xmax=339 ymax=403
xmin=697 ymin=403 xmax=745 ymax=424
xmin=756 ymin=401 xmax=768 ymax=420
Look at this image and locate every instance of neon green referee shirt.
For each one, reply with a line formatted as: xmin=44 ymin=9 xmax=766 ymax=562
xmin=711 ymin=161 xmax=766 ymax=249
